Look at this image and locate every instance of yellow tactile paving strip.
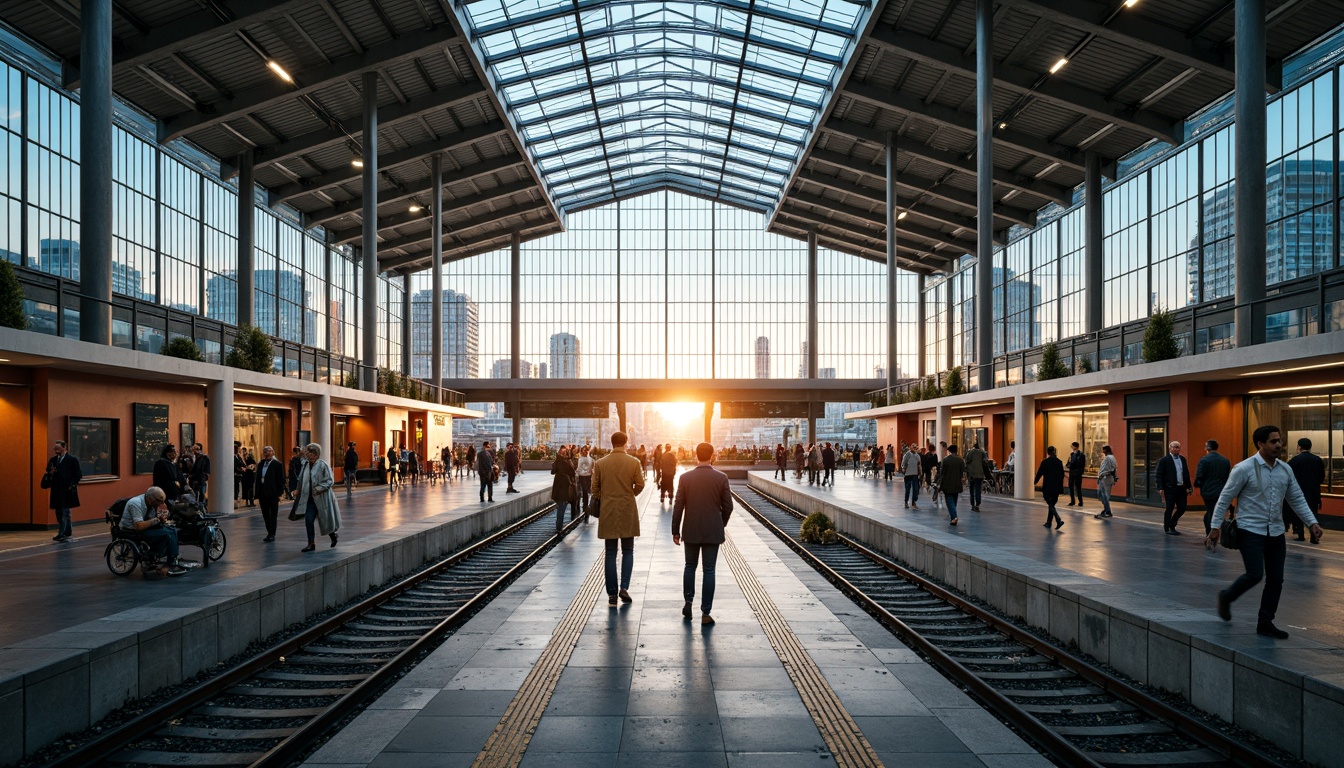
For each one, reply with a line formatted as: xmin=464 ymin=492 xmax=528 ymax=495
xmin=722 ymin=535 xmax=886 ymax=768
xmin=470 ymin=553 xmax=608 ymax=768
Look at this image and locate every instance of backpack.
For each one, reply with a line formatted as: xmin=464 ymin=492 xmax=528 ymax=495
xmin=106 ymin=497 xmax=130 ymax=526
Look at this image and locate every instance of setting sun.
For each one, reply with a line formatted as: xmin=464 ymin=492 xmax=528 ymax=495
xmin=652 ymin=402 xmax=703 ymax=427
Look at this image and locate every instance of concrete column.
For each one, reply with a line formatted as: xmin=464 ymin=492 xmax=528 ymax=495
xmin=313 ymin=392 xmax=331 ymax=459
xmin=807 ymin=231 xmax=818 ymax=379
xmin=807 ymin=402 xmax=817 ymax=447
xmin=430 ymin=155 xmax=444 ymax=402
xmin=946 ymin=283 xmax=956 ymax=373
xmin=1014 ymin=394 xmax=1035 ymax=500
xmin=401 ymin=273 xmax=412 ymax=376
xmin=617 ymin=402 xmax=627 ymax=436
xmin=206 ymin=377 xmax=234 ymax=517
xmin=886 ymin=131 xmax=899 ymax=399
xmin=1084 ymin=152 xmax=1104 ymax=335
xmin=916 ymin=274 xmax=927 ymax=378
xmin=511 ymin=399 xmax=521 ymax=447
xmin=935 ymin=404 xmax=951 ymax=453
xmin=79 ymin=0 xmax=113 ymax=345
xmin=703 ymin=403 xmax=713 ymax=444
xmin=974 ymin=0 xmax=995 ymax=392
xmin=236 ymin=153 xmax=255 ymax=327
xmin=1234 ymin=0 xmax=1267 ymax=348
xmin=360 ymin=72 xmax=379 ymax=391
xmin=510 ymin=232 xmax=521 ymax=379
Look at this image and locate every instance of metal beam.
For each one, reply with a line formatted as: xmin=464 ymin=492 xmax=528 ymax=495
xmin=304 ymin=154 xmax=528 ymax=228
xmin=385 ymin=223 xmax=567 ymax=273
xmin=783 ymin=192 xmax=978 ymax=254
xmin=158 ymin=24 xmax=462 ymax=143
xmin=268 ymin=121 xmax=511 ymax=203
xmin=327 ymin=179 xmax=540 ymax=244
xmin=376 ymin=199 xmax=552 ymax=253
xmin=549 ymin=155 xmax=786 ymax=198
xmin=360 ymin=71 xmax=379 ymax=392
xmin=841 ymin=81 xmax=1090 ymax=173
xmin=473 ymin=0 xmax=853 ymax=39
xmin=779 ymin=202 xmax=971 ymax=259
xmin=492 ymin=49 xmax=835 ymax=93
xmin=530 ymin=110 xmax=797 ymax=153
xmin=431 ymin=154 xmax=443 ymax=394
xmin=793 ymin=169 xmax=1006 ymax=244
xmin=566 ymin=181 xmax=773 ymax=215
xmin=530 ymin=130 xmax=792 ymax=169
xmin=517 ymin=92 xmax=814 ymax=133
xmin=487 ymin=24 xmax=842 ymax=69
xmin=975 ymin=0 xmax=995 ymax=392
xmin=823 ymin=117 xmax=1075 ymax=204
xmin=506 ymin=71 xmax=823 ymax=115
xmin=562 ymin=170 xmax=775 ymax=211
xmin=866 ymin=25 xmax=1180 ymax=144
xmin=772 ymin=217 xmax=937 ymax=273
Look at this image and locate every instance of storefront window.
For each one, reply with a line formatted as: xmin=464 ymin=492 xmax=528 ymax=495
xmin=234 ymin=407 xmax=286 ymax=460
xmin=1044 ymin=408 xmax=1108 ymax=474
xmin=1248 ymin=394 xmax=1337 ymax=493
xmin=68 ymin=417 xmax=117 ymax=477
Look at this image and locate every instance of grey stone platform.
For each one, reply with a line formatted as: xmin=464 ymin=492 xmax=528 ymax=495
xmin=0 ymin=476 xmax=552 ymax=764
xmin=301 ymin=472 xmax=1050 ymax=768
xmin=748 ymin=472 xmax=1344 ymax=767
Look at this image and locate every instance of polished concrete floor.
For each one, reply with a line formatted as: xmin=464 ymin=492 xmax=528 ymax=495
xmin=769 ymin=467 xmax=1344 ymax=649
xmin=0 ymin=473 xmax=549 ymax=647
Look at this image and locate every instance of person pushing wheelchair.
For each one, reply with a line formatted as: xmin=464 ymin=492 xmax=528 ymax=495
xmin=119 ymin=486 xmax=188 ymax=577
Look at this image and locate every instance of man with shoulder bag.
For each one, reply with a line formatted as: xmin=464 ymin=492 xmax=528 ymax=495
xmin=1206 ymin=425 xmax=1323 ymax=639
xmin=44 ymin=440 xmax=82 ymax=542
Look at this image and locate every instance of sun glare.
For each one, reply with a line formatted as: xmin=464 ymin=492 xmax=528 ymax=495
xmin=652 ymin=402 xmax=703 ymax=427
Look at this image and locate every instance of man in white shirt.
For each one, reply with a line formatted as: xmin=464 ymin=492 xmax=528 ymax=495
xmin=1207 ymin=425 xmax=1323 ymax=639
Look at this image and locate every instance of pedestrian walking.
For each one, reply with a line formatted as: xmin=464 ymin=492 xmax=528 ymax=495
xmin=386 ymin=445 xmax=401 ymax=487
xmin=883 ymin=443 xmax=896 ymax=481
xmin=287 ymin=446 xmax=303 ymax=500
xmin=774 ymin=443 xmax=787 ymax=480
xmin=1208 ymin=425 xmax=1323 ymax=639
xmin=1035 ymin=446 xmax=1065 ymax=530
xmin=901 ymin=444 xmax=921 ymax=509
xmin=550 ymin=446 xmax=578 ymax=533
xmin=807 ymin=443 xmax=822 ymax=486
xmin=964 ymin=442 xmax=989 ymax=512
xmin=576 ymin=445 xmax=595 ymax=522
xmin=505 ymin=443 xmax=521 ymax=493
xmin=1286 ymin=437 xmax=1324 ymax=544
xmin=1156 ymin=441 xmax=1192 ymax=535
xmin=241 ymin=449 xmax=257 ymax=507
xmin=672 ymin=442 xmax=733 ymax=625
xmin=939 ymin=444 xmax=965 ymax=526
xmin=1194 ymin=440 xmax=1231 ymax=534
xmin=189 ymin=443 xmax=211 ymax=503
xmin=1094 ymin=445 xmax=1118 ymax=519
xmin=42 ymin=440 xmax=81 ymax=542
xmin=659 ymin=444 xmax=677 ymax=502
xmin=592 ymin=431 xmax=646 ymax=607
xmin=294 ymin=443 xmax=341 ymax=552
xmin=233 ymin=442 xmax=245 ymax=503
xmin=254 ymin=446 xmax=286 ymax=542
xmin=343 ymin=442 xmax=359 ymax=492
xmin=821 ymin=442 xmax=836 ymax=486
xmin=1066 ymin=442 xmax=1086 ymax=507
xmin=477 ymin=441 xmax=496 ymax=502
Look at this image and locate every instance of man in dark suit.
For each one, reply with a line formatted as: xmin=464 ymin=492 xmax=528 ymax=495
xmin=153 ymin=444 xmax=188 ymax=501
xmin=1287 ymin=437 xmax=1325 ymax=544
xmin=343 ymin=442 xmax=359 ymax=492
xmin=504 ymin=443 xmax=521 ymax=493
xmin=821 ymin=442 xmax=836 ymax=486
xmin=44 ymin=440 xmax=82 ymax=542
xmin=190 ymin=443 xmax=211 ymax=503
xmin=1066 ymin=442 xmax=1086 ymax=507
xmin=1156 ymin=440 xmax=1192 ymax=535
xmin=254 ymin=445 xmax=287 ymax=543
xmin=1194 ymin=439 xmax=1232 ymax=536
xmin=672 ymin=442 xmax=733 ymax=625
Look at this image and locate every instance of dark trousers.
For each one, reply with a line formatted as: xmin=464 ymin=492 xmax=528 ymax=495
xmin=507 ymin=471 xmax=517 ymax=489
xmin=1224 ymin=530 xmax=1286 ymax=625
xmin=944 ymin=492 xmax=959 ymax=521
xmin=578 ymin=475 xmax=592 ymax=516
xmin=904 ymin=476 xmax=920 ymax=505
xmin=304 ymin=498 xmax=319 ymax=543
xmin=1201 ymin=496 xmax=1218 ymax=535
xmin=259 ymin=495 xmax=280 ymax=537
xmin=141 ymin=526 xmax=179 ymax=561
xmin=480 ymin=477 xmax=493 ymax=501
xmin=823 ymin=467 xmax=833 ymax=485
xmin=683 ymin=543 xmax=720 ymax=614
xmin=1163 ymin=488 xmax=1188 ymax=531
xmin=775 ymin=463 xmax=786 ymax=480
xmin=554 ymin=500 xmax=572 ymax=533
xmin=604 ymin=537 xmax=634 ymax=596
xmin=1044 ymin=492 xmax=1062 ymax=526
xmin=1068 ymin=474 xmax=1083 ymax=504
xmin=884 ymin=463 xmax=895 ymax=481
xmin=968 ymin=478 xmax=983 ymax=507
xmin=54 ymin=507 xmax=73 ymax=538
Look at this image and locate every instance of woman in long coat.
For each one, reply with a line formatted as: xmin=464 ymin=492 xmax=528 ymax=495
xmin=550 ymin=446 xmax=578 ymax=533
xmin=295 ymin=442 xmax=342 ymax=551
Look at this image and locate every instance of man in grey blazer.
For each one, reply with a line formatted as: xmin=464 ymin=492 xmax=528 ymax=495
xmin=672 ymin=442 xmax=734 ymax=625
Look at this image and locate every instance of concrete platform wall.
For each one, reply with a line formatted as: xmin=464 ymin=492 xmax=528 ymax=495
xmin=748 ymin=475 xmax=1344 ymax=767
xmin=0 ymin=490 xmax=550 ymax=764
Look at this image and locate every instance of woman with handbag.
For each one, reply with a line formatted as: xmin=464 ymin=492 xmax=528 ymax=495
xmin=293 ymin=443 xmax=342 ymax=552
xmin=550 ymin=446 xmax=578 ymax=534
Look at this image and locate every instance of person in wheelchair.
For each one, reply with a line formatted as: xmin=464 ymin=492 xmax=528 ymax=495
xmin=120 ymin=486 xmax=188 ymax=577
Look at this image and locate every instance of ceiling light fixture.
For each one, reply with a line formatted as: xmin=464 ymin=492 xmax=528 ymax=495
xmin=1043 ymin=402 xmax=1109 ymax=411
xmin=1247 ymin=381 xmax=1344 ymax=395
xmin=1049 ymin=57 xmax=1068 ymax=74
xmin=1040 ymin=389 xmax=1109 ymax=399
xmin=409 ymin=204 xmax=422 ymax=213
xmin=267 ymin=60 xmax=294 ymax=83
xmin=897 ymin=210 xmax=908 ymax=220
xmin=1124 ymin=0 xmax=1139 ymax=6
xmin=1238 ymin=361 xmax=1341 ymax=376
xmin=998 ymin=121 xmax=1008 ymax=130
xmin=351 ymin=157 xmax=364 ymax=168
xmin=952 ymin=401 xmax=999 ymax=409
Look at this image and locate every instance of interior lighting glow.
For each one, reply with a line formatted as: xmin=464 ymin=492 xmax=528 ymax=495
xmin=897 ymin=210 xmax=908 ymax=220
xmin=1049 ymin=58 xmax=1068 ymax=74
xmin=1237 ymin=361 xmax=1341 ymax=376
xmin=652 ymin=402 xmax=703 ymax=427
xmin=998 ymin=121 xmax=1008 ymax=130
xmin=1043 ymin=402 xmax=1108 ymax=411
xmin=1124 ymin=0 xmax=1139 ymax=6
xmin=409 ymin=204 xmax=422 ymax=213
xmin=351 ymin=157 xmax=364 ymax=168
xmin=267 ymin=60 xmax=294 ymax=83
xmin=1247 ymin=382 xmax=1344 ymax=395
xmin=952 ymin=401 xmax=999 ymax=410
xmin=1287 ymin=403 xmax=1330 ymax=408
xmin=1039 ymin=389 xmax=1109 ymax=399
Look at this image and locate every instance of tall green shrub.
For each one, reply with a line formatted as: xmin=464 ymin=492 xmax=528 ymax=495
xmin=0 ymin=259 xmax=26 ymax=330
xmin=1037 ymin=342 xmax=1070 ymax=380
xmin=943 ymin=365 xmax=965 ymax=397
xmin=1142 ymin=308 xmax=1180 ymax=363
xmin=225 ymin=324 xmax=275 ymax=373
xmin=161 ymin=337 xmax=205 ymax=362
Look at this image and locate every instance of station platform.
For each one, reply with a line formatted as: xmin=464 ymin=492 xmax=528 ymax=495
xmin=747 ymin=471 xmax=1344 ymax=765
xmin=302 ymin=476 xmax=1050 ymax=768
xmin=0 ymin=473 xmax=553 ymax=763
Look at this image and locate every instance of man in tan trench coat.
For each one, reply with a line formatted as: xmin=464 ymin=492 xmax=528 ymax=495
xmin=592 ymin=431 xmax=646 ymax=607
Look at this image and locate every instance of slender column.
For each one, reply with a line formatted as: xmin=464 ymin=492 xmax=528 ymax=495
xmin=1234 ymin=0 xmax=1267 ymax=348
xmin=401 ymin=274 xmax=412 ymax=375
xmin=807 ymin=231 xmax=818 ymax=379
xmin=206 ymin=377 xmax=234 ymax=517
xmin=313 ymin=393 xmax=331 ymax=460
xmin=935 ymin=404 xmax=951 ymax=453
xmin=430 ymin=155 xmax=444 ymax=402
xmin=807 ymin=402 xmax=817 ymax=446
xmin=79 ymin=0 xmax=113 ymax=345
xmin=236 ymin=153 xmax=255 ymax=327
xmin=945 ymin=283 xmax=955 ymax=373
xmin=617 ymin=402 xmax=627 ymax=436
xmin=974 ymin=0 xmax=995 ymax=392
xmin=511 ymin=398 xmax=521 ymax=447
xmin=916 ymin=274 xmax=927 ymax=378
xmin=1014 ymin=394 xmax=1035 ymax=500
xmin=886 ymin=132 xmax=899 ymax=399
xmin=360 ymin=72 xmax=379 ymax=391
xmin=510 ymin=233 xmax=521 ymax=379
xmin=703 ymin=403 xmax=713 ymax=444
xmin=1084 ymin=152 xmax=1104 ymax=335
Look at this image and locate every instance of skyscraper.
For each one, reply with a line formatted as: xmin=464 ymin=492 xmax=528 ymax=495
xmin=798 ymin=341 xmax=808 ymax=378
xmin=410 ymin=289 xmax=479 ymax=380
xmin=549 ymin=333 xmax=581 ymax=379
xmin=755 ymin=336 xmax=769 ymax=378
xmin=490 ymin=358 xmax=533 ymax=379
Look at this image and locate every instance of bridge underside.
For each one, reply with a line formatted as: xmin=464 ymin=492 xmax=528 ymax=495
xmin=442 ymin=378 xmax=882 ymax=412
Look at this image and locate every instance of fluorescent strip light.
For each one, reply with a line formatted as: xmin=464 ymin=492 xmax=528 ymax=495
xmin=1049 ymin=57 xmax=1068 ymax=74
xmin=1039 ymin=389 xmax=1109 ymax=400
xmin=1124 ymin=0 xmax=1139 ymax=6
xmin=1043 ymin=402 xmax=1109 ymax=411
xmin=351 ymin=158 xmax=364 ymax=168
xmin=952 ymin=401 xmax=999 ymax=409
xmin=1248 ymin=381 xmax=1344 ymax=394
xmin=1287 ymin=403 xmax=1330 ymax=408
xmin=267 ymin=60 xmax=294 ymax=83
xmin=408 ymin=204 xmax=422 ymax=213
xmin=1237 ymin=361 xmax=1341 ymax=376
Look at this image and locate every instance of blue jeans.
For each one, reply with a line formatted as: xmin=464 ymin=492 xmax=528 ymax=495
xmin=604 ymin=537 xmax=634 ymax=596
xmin=944 ymin=492 xmax=959 ymax=521
xmin=55 ymin=507 xmax=73 ymax=538
xmin=555 ymin=499 xmax=571 ymax=532
xmin=1225 ymin=530 xmax=1286 ymax=625
xmin=1099 ymin=480 xmax=1114 ymax=515
xmin=140 ymin=526 xmax=179 ymax=562
xmin=683 ymin=542 xmax=720 ymax=615
xmin=904 ymin=476 xmax=920 ymax=505
xmin=480 ymin=476 xmax=493 ymax=501
xmin=305 ymin=498 xmax=319 ymax=542
xmin=969 ymin=479 xmax=983 ymax=507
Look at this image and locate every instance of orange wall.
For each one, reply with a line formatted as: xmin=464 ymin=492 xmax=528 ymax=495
xmin=2 ymin=373 xmax=34 ymax=526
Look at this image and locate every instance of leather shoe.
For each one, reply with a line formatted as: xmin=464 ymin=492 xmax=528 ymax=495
xmin=618 ymin=589 xmax=633 ymax=604
xmin=263 ymin=535 xmax=275 ymax=543
xmin=301 ymin=544 xmax=315 ymax=552
xmin=682 ymin=601 xmax=692 ymax=619
xmin=1166 ymin=529 xmax=1181 ymax=535
xmin=701 ymin=614 xmax=715 ymax=625
xmin=1216 ymin=590 xmax=1232 ymax=621
xmin=1256 ymin=623 xmax=1289 ymax=639
xmin=608 ymin=595 xmax=617 ymax=607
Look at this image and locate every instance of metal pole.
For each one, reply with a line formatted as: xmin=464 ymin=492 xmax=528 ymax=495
xmin=807 ymin=231 xmax=818 ymax=379
xmin=206 ymin=376 xmax=234 ymax=517
xmin=886 ymin=131 xmax=899 ymax=401
xmin=79 ymin=0 xmax=113 ymax=345
xmin=360 ymin=72 xmax=379 ymax=391
xmin=1234 ymin=0 xmax=1267 ymax=349
xmin=510 ymin=232 xmax=521 ymax=379
xmin=236 ymin=152 xmax=255 ymax=327
xmin=916 ymin=273 xmax=927 ymax=378
xmin=974 ymin=0 xmax=995 ymax=392
xmin=431 ymin=155 xmax=444 ymax=402
xmin=1084 ymin=151 xmax=1104 ymax=335
xmin=402 ymin=273 xmax=412 ymax=376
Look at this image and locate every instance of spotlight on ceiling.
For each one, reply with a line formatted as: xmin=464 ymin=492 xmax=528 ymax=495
xmin=267 ymin=60 xmax=294 ymax=83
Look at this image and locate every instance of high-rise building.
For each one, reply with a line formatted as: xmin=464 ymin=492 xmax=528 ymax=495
xmin=490 ymin=358 xmax=533 ymax=379
xmin=798 ymin=341 xmax=808 ymax=378
xmin=549 ymin=333 xmax=580 ymax=379
xmin=755 ymin=336 xmax=769 ymax=378
xmin=819 ymin=367 xmax=836 ymax=379
xmin=410 ymin=289 xmax=479 ymax=380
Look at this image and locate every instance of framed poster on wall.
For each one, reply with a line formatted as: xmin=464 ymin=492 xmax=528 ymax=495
xmin=133 ymin=403 xmax=170 ymax=474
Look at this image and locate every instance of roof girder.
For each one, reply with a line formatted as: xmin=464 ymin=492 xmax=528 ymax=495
xmin=506 ymin=71 xmax=823 ymax=114
xmin=561 ymin=167 xmax=776 ymax=208
xmin=492 ymin=49 xmax=834 ymax=93
xmin=530 ymin=110 xmax=800 ymax=160
xmin=779 ymin=198 xmax=974 ymax=256
xmin=471 ymin=0 xmax=856 ymax=40
xmin=792 ymin=168 xmax=1007 ymax=245
xmin=377 ymin=199 xmax=553 ymax=253
xmin=517 ymin=91 xmax=814 ymax=133
xmin=327 ymin=179 xmax=541 ymax=244
xmin=567 ymin=181 xmax=773 ymax=215
xmin=381 ymin=221 xmax=565 ymax=272
xmin=484 ymin=23 xmax=844 ymax=69
xmin=545 ymin=146 xmax=788 ymax=191
xmin=772 ymin=215 xmax=938 ymax=273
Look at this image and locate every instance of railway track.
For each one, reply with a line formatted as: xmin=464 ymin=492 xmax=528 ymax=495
xmin=45 ymin=503 xmax=574 ymax=768
xmin=733 ymin=484 xmax=1287 ymax=768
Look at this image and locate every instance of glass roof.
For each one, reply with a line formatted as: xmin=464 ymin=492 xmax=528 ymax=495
xmin=460 ymin=0 xmax=873 ymax=214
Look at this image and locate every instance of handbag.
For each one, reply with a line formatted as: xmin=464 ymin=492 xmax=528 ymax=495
xmin=589 ymin=497 xmax=601 ymax=518
xmin=1219 ymin=512 xmax=1239 ymax=550
xmin=40 ymin=472 xmax=53 ymax=490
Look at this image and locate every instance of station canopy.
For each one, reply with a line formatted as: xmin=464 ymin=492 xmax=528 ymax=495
xmin=4 ymin=0 xmax=1343 ymax=274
